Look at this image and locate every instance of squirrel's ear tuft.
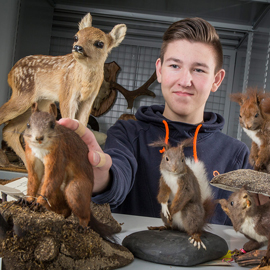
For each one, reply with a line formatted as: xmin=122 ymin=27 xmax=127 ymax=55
xmin=149 ymin=138 xmax=170 ymax=149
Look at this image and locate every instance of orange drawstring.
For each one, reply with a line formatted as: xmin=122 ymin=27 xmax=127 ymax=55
xmin=159 ymin=121 xmax=219 ymax=175
xmin=193 ymin=124 xmax=202 ymax=163
xmin=160 ymin=120 xmax=169 ymax=153
xmin=159 ymin=121 xmax=202 ymax=164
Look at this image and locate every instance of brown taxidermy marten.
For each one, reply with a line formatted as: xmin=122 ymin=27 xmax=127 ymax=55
xmin=148 ymin=138 xmax=214 ymax=250
xmin=22 ymin=102 xmax=115 ymax=241
xmin=219 ymin=187 xmax=270 ymax=267
xmin=230 ymin=88 xmax=270 ymax=172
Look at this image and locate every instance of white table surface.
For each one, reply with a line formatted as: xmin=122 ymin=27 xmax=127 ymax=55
xmin=112 ymin=213 xmax=255 ymax=269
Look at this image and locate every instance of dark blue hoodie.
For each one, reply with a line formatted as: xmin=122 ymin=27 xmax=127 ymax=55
xmin=92 ymin=105 xmax=251 ymax=225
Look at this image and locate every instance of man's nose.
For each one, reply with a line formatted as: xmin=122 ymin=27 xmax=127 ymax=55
xmin=177 ymin=69 xmax=192 ymax=87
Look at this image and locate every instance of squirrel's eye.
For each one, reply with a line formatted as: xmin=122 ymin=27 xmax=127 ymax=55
xmin=94 ymin=41 xmax=104 ymax=48
xmin=50 ymin=121 xmax=55 ymax=129
xmin=27 ymin=123 xmax=30 ymax=128
xmin=165 ymin=156 xmax=169 ymax=162
xmin=182 ymin=159 xmax=184 ymax=162
xmin=255 ymin=113 xmax=259 ymax=118
xmin=74 ymin=35 xmax=78 ymax=42
xmin=239 ymin=114 xmax=242 ymax=118
xmin=230 ymin=201 xmax=234 ymax=206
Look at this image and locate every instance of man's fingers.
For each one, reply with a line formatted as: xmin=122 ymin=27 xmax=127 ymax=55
xmin=58 ymin=118 xmax=86 ymax=137
xmin=58 ymin=118 xmax=80 ymax=131
xmin=90 ymin=151 xmax=112 ymax=169
xmin=93 ymin=151 xmax=106 ymax=167
xmin=58 ymin=118 xmax=98 ymax=149
xmin=73 ymin=120 xmax=86 ymax=137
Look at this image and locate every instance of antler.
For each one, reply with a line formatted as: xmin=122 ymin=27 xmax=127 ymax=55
xmin=111 ymin=71 xmax=156 ymax=109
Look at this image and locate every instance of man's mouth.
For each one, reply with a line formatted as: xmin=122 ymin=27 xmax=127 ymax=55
xmin=173 ymin=91 xmax=193 ymax=97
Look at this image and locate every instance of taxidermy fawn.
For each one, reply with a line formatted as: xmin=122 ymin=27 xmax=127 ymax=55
xmin=0 ymin=13 xmax=127 ymax=166
xmin=21 ymin=102 xmax=115 ymax=241
xmin=230 ymin=87 xmax=270 ymax=172
xmin=148 ymin=139 xmax=214 ymax=250
xmin=219 ymin=187 xmax=270 ymax=268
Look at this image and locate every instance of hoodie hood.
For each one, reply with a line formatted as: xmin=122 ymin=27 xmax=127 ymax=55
xmin=135 ymin=105 xmax=225 ymax=140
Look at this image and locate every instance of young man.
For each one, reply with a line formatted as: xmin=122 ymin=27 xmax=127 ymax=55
xmin=59 ymin=17 xmax=250 ymax=225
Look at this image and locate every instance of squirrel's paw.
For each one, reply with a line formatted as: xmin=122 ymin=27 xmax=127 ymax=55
xmin=15 ymin=197 xmax=31 ymax=207
xmin=231 ymin=248 xmax=244 ymax=256
xmin=189 ymin=234 xmax=206 ymax=250
xmin=76 ymin=224 xmax=89 ymax=234
xmin=161 ymin=202 xmax=171 ymax=221
xmin=259 ymin=255 xmax=270 ymax=267
xmin=29 ymin=201 xmax=46 ymax=212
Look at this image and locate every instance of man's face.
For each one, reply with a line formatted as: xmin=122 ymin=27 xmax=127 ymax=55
xmin=156 ymin=39 xmax=225 ymax=124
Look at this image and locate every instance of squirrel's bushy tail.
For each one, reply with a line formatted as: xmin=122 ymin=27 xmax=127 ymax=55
xmin=89 ymin=212 xmax=118 ymax=244
xmin=203 ymin=197 xmax=215 ymax=224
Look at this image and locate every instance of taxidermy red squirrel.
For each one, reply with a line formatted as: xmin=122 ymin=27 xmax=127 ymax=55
xmin=230 ymin=88 xmax=270 ymax=172
xmin=218 ymin=187 xmax=270 ymax=268
xmin=21 ymin=102 xmax=115 ymax=241
xmin=148 ymin=139 xmax=214 ymax=250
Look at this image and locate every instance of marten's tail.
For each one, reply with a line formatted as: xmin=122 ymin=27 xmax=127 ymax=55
xmin=89 ymin=212 xmax=118 ymax=244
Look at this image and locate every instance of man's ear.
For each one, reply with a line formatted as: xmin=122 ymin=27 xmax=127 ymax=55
xmin=156 ymin=58 xmax=162 ymax=83
xmin=211 ymin=69 xmax=226 ymax=93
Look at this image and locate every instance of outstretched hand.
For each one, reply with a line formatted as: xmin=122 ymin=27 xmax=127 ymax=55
xmin=58 ymin=118 xmax=112 ymax=194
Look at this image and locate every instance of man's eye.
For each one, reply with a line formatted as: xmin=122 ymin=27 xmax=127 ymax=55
xmin=170 ymin=64 xmax=178 ymax=69
xmin=194 ymin=68 xmax=204 ymax=73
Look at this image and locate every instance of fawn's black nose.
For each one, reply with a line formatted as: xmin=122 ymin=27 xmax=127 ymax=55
xmin=73 ymin=45 xmax=84 ymax=53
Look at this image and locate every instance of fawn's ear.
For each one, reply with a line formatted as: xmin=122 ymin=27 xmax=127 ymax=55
xmin=31 ymin=102 xmax=39 ymax=113
xmin=78 ymin=13 xmax=92 ymax=30
xmin=49 ymin=103 xmax=58 ymax=118
xmin=107 ymin=24 xmax=127 ymax=52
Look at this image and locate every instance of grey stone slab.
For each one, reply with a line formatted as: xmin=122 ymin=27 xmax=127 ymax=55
xmin=122 ymin=229 xmax=228 ymax=266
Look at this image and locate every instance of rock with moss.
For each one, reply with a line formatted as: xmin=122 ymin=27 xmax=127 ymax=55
xmin=0 ymin=201 xmax=133 ymax=270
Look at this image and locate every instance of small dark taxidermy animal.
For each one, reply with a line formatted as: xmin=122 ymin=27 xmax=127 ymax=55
xmin=22 ymin=102 xmax=115 ymax=242
xmin=219 ymin=187 xmax=270 ymax=268
xmin=230 ymin=88 xmax=270 ymax=172
xmin=148 ymin=139 xmax=214 ymax=250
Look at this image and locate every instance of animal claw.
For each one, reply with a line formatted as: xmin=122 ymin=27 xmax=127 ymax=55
xmin=29 ymin=202 xmax=45 ymax=213
xmin=201 ymin=241 xmax=207 ymax=250
xmin=189 ymin=235 xmax=207 ymax=250
xmin=76 ymin=224 xmax=88 ymax=234
xmin=259 ymin=256 xmax=270 ymax=267
xmin=15 ymin=197 xmax=29 ymax=207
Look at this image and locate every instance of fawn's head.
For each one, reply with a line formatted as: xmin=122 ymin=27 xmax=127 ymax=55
xmin=72 ymin=13 xmax=127 ymax=67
